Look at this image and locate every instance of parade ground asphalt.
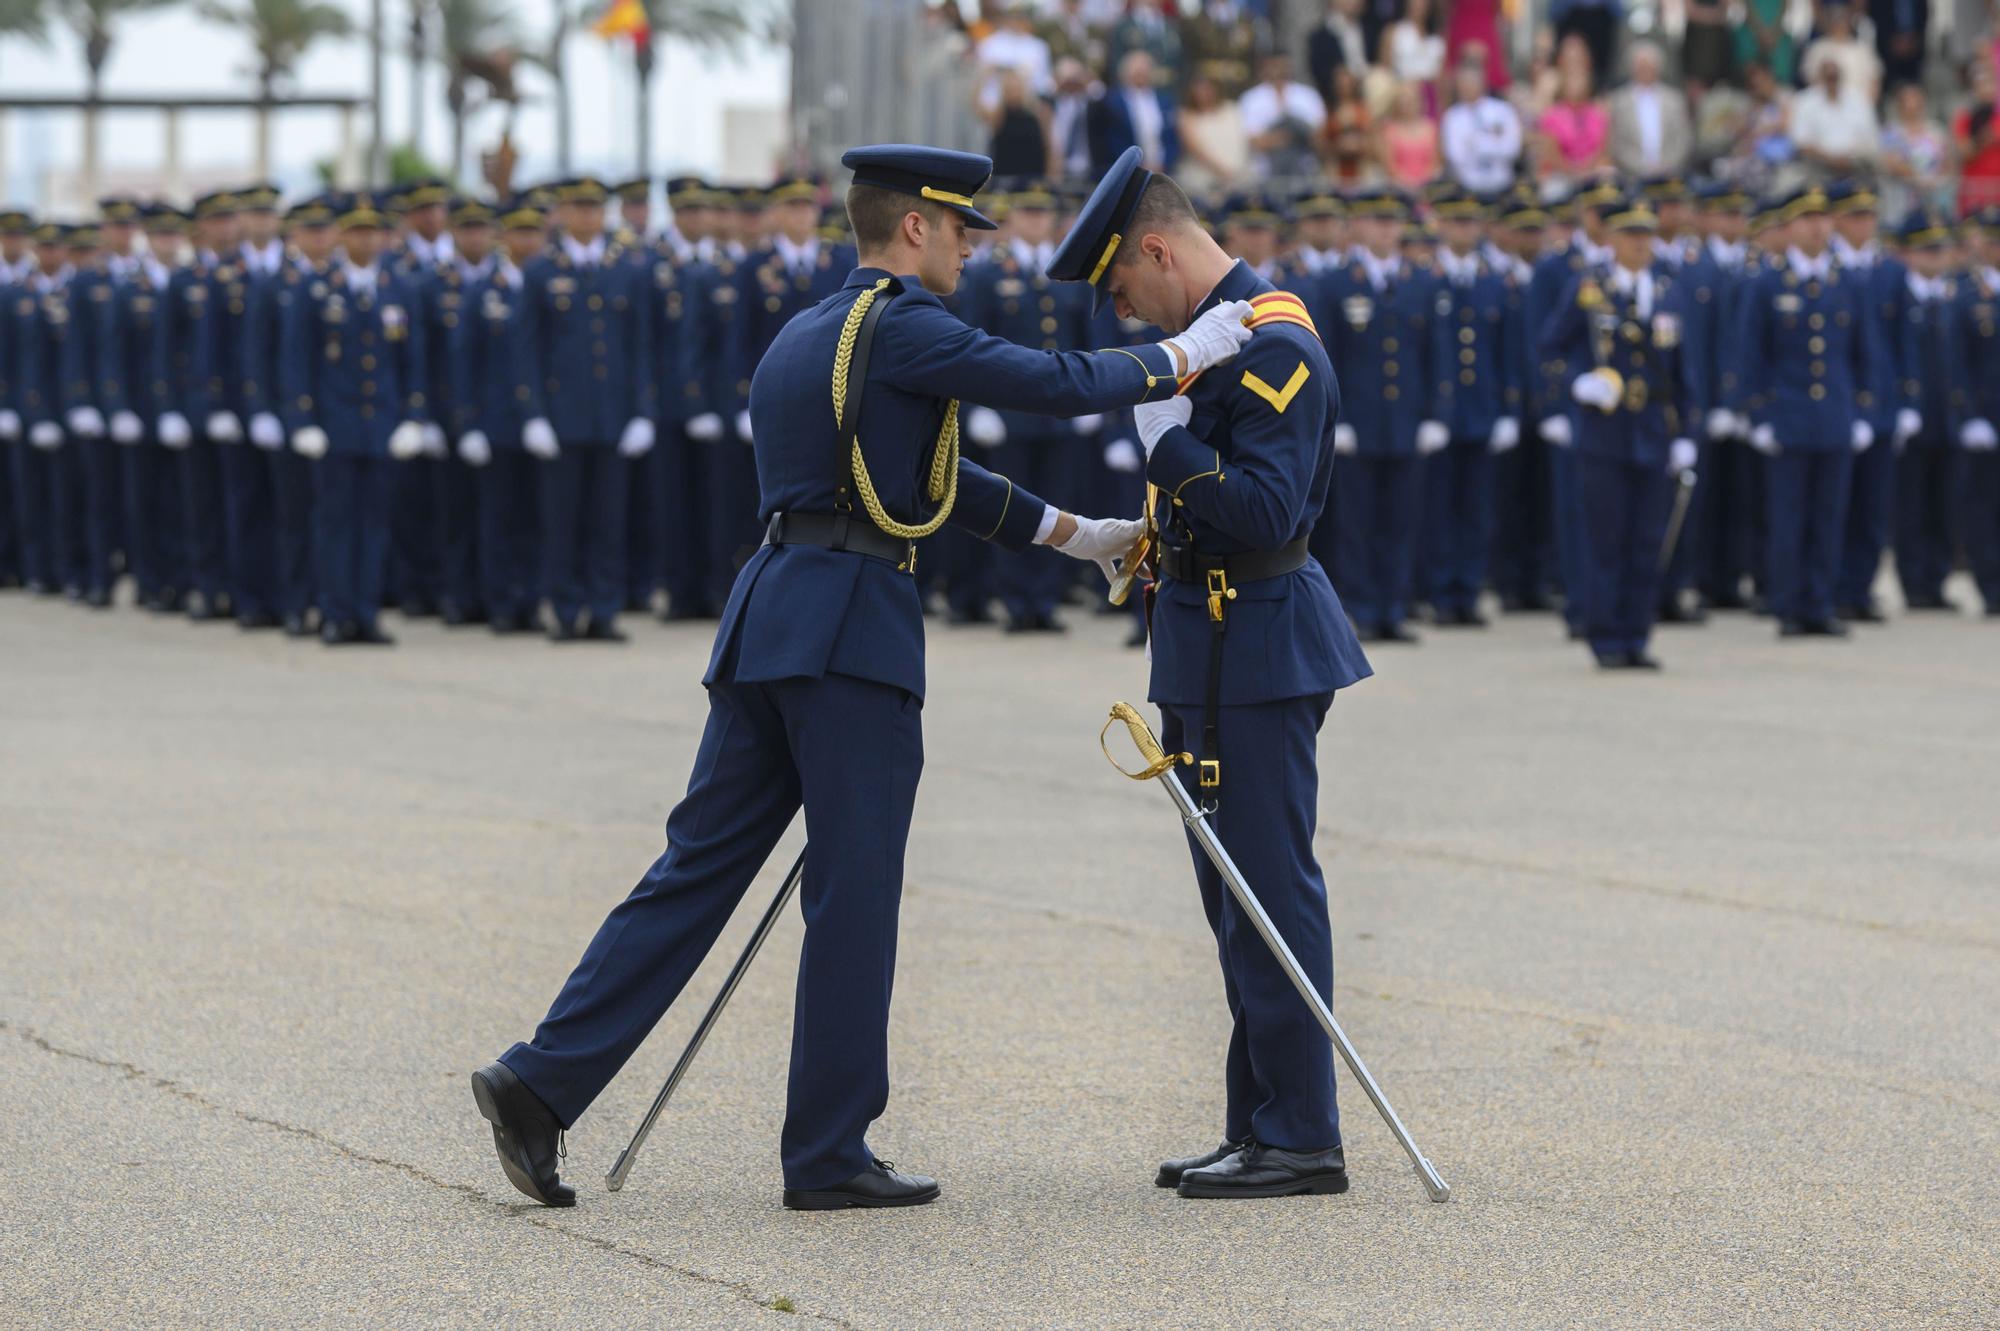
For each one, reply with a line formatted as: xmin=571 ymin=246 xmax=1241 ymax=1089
xmin=3 ymin=583 xmax=1996 ymax=1331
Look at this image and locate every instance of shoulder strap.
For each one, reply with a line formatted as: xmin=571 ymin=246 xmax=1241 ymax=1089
xmin=839 ymin=286 xmax=896 ymax=451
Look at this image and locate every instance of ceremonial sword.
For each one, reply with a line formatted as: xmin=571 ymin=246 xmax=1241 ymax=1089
xmin=1657 ymin=467 xmax=1698 ymax=575
xmin=1101 ymin=703 xmax=1451 ymax=1202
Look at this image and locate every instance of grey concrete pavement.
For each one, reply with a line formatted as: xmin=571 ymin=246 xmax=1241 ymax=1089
xmin=2 ymin=591 xmax=1996 ymax=1329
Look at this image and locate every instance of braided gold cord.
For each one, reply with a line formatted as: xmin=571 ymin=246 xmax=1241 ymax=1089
xmin=832 ymin=278 xmax=959 ymax=539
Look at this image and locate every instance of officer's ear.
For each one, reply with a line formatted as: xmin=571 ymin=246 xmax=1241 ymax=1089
xmin=1138 ymin=232 xmax=1172 ymax=270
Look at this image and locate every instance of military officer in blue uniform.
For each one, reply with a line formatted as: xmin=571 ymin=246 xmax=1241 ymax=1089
xmin=54 ymin=223 xmax=116 ymax=607
xmin=1425 ymin=187 xmax=1516 ymax=626
xmin=1826 ymin=180 xmax=1905 ymax=622
xmin=1887 ymin=210 xmax=1966 ymax=612
xmin=157 ymin=191 xmax=237 ymax=620
xmin=1486 ymin=186 xmax=1557 ymax=612
xmin=280 ymin=193 xmax=432 ymax=646
xmin=655 ymin=178 xmax=729 ymax=619
xmin=11 ymin=222 xmax=78 ymax=598
xmin=1958 ymin=209 xmax=2000 ymax=616
xmin=1733 ymin=186 xmax=1875 ymax=637
xmin=425 ymin=196 xmax=501 ymax=626
xmin=100 ymin=204 xmax=182 ymax=611
xmin=385 ymin=179 xmax=454 ymax=617
xmin=1317 ymin=188 xmax=1449 ymax=642
xmin=515 ymin=176 xmax=655 ymax=641
xmin=471 ymin=144 xmax=1252 ymax=1211
xmin=1682 ymin=182 xmax=1757 ymax=613
xmin=1541 ymin=194 xmax=1702 ymax=669
xmin=1049 ymin=149 xmax=1371 ymax=1199
xmin=0 ymin=208 xmax=28 ymax=588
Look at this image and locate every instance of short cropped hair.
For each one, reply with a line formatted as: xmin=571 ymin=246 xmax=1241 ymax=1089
xmin=1111 ymin=175 xmax=1201 ymax=267
xmin=846 ymin=184 xmax=952 ymax=251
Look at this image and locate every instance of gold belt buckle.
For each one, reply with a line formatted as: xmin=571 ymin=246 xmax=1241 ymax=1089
xmin=1624 ymin=376 xmax=1650 ymax=411
xmin=1206 ymin=568 xmax=1235 ymax=621
xmin=1199 ymin=759 xmax=1221 ymax=788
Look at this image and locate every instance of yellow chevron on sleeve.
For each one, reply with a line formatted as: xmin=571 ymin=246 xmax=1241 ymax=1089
xmin=1240 ymin=361 xmax=1311 ymax=414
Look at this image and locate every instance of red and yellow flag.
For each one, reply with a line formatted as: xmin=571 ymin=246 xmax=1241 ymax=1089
xmin=592 ymin=0 xmax=648 ymax=41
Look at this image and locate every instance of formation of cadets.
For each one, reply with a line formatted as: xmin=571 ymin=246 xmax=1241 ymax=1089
xmin=3 ymin=168 xmax=1998 ymax=659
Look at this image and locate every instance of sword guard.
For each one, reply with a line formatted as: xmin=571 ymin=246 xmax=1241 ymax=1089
xmin=1101 ymin=701 xmax=1190 ymax=782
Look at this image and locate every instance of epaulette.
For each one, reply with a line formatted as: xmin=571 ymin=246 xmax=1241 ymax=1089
xmin=1176 ymin=290 xmax=1317 ymax=393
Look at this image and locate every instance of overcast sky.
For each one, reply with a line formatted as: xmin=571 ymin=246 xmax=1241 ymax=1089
xmin=0 ymin=1 xmax=790 ymax=207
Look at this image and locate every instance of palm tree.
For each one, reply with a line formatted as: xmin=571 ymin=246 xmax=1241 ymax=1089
xmin=0 ymin=0 xmax=50 ymax=43
xmin=436 ymin=0 xmax=520 ymax=185
xmin=54 ymin=0 xmax=176 ymax=191
xmin=197 ymin=0 xmax=355 ymax=174
xmin=628 ymin=0 xmax=782 ymax=177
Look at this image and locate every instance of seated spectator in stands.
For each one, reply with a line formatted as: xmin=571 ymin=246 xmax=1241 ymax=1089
xmin=1046 ymin=57 xmax=1097 ymax=179
xmin=1091 ymin=49 xmax=1180 ymax=174
xmin=1440 ymin=49 xmax=1523 ymax=193
xmin=1308 ymin=0 xmax=1371 ymax=107
xmin=1735 ymin=0 xmax=1796 ymax=86
xmin=1792 ymin=50 xmax=1881 ymax=180
xmin=1513 ymin=28 xmax=1564 ymax=129
xmin=1181 ymin=0 xmax=1268 ymax=101
xmin=1378 ymin=81 xmax=1443 ymax=189
xmin=1690 ymin=75 xmax=1754 ymax=174
xmin=1801 ymin=3 xmax=1884 ymax=107
xmin=1240 ymin=50 xmax=1328 ymax=179
xmin=1536 ymin=42 xmax=1610 ymax=183
xmin=1683 ymin=0 xmax=1734 ymax=87
xmin=1721 ymin=60 xmax=1800 ymax=194
xmin=1551 ymin=0 xmax=1621 ymax=89
xmin=1108 ymin=0 xmax=1183 ymax=88
xmin=1869 ymin=0 xmax=1929 ymax=89
xmin=1608 ymin=41 xmax=1692 ymax=177
xmin=1880 ymin=81 xmax=1955 ymax=219
xmin=1324 ymin=64 xmax=1376 ymax=184
xmin=1177 ymin=73 xmax=1250 ymax=195
xmin=982 ymin=68 xmax=1052 ymax=179
xmin=1385 ymin=0 xmax=1447 ymax=114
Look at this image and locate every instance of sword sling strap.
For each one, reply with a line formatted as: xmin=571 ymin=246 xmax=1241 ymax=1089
xmin=831 ymin=276 xmax=960 ymax=540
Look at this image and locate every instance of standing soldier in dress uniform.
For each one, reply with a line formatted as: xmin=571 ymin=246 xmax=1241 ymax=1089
xmin=452 ymin=196 xmax=545 ymax=634
xmin=1424 ymin=187 xmax=1516 ymax=626
xmin=204 ymin=186 xmax=282 ymax=628
xmin=1487 ymin=186 xmax=1556 ymax=612
xmin=101 ymin=204 xmax=181 ymax=612
xmin=384 ymin=179 xmax=453 ymax=618
xmin=515 ymin=175 xmax=655 ymax=641
xmin=1957 ymin=208 xmax=2000 ymax=616
xmin=1640 ymin=176 xmax=1710 ymax=625
xmin=471 ymin=144 xmax=1247 ymax=1211
xmin=1684 ymin=182 xmax=1756 ymax=613
xmin=0 ymin=208 xmax=29 ymax=587
xmin=426 ymin=196 xmax=498 ymax=626
xmin=1219 ymin=192 xmax=1285 ymax=283
xmin=281 ymin=192 xmax=431 ymax=646
xmin=1828 ymin=180 xmax=1905 ymax=623
xmin=1541 ymin=194 xmax=1701 ymax=669
xmin=685 ymin=185 xmax=745 ymax=615
xmin=655 ymin=177 xmax=726 ymax=620
xmin=1888 ymin=210 xmax=1966 ymax=612
xmin=161 ymin=191 xmax=237 ymax=621
xmin=1284 ymin=187 xmax=1348 ymax=290
xmin=13 ymin=222 xmax=78 ymax=598
xmin=1735 ymin=186 xmax=1875 ymax=638
xmin=57 ymin=223 xmax=115 ymax=606
xmin=1318 ymin=188 xmax=1448 ymax=642
xmin=611 ymin=177 xmax=665 ymax=614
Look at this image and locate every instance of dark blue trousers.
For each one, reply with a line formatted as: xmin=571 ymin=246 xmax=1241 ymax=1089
xmin=1158 ymin=694 xmax=1340 ymax=1151
xmin=313 ymin=454 xmax=394 ymax=628
xmin=272 ymin=449 xmax=316 ymax=618
xmin=120 ymin=439 xmax=183 ymax=601
xmin=67 ymin=436 xmax=119 ymax=597
xmin=702 ymin=435 xmax=762 ymax=611
xmin=49 ymin=435 xmax=91 ymax=593
xmin=1489 ymin=435 xmax=1554 ymax=605
xmin=437 ymin=452 xmax=481 ymax=615
xmin=1893 ymin=441 xmax=1959 ymax=604
xmin=178 ymin=438 xmax=230 ymax=604
xmin=389 ymin=454 xmax=440 ymax=607
xmin=0 ymin=439 xmax=16 ymax=582
xmin=1332 ymin=454 xmax=1420 ymax=632
xmin=624 ymin=440 xmax=663 ymax=606
xmin=474 ymin=450 xmax=540 ymax=622
xmin=220 ymin=443 xmax=278 ymax=617
xmin=1695 ymin=436 xmax=1762 ymax=605
xmin=1422 ymin=438 xmax=1492 ymax=615
xmin=1836 ymin=437 xmax=1897 ymax=610
xmin=1551 ymin=438 xmax=1587 ymax=629
xmin=1577 ymin=452 xmax=1672 ymax=658
xmin=1765 ymin=447 xmax=1852 ymax=625
xmin=994 ymin=432 xmax=1074 ymax=623
xmin=11 ymin=438 xmax=59 ymax=589
xmin=502 ymin=671 xmax=923 ymax=1189
xmin=660 ymin=425 xmax=715 ymax=615
xmin=1963 ymin=450 xmax=2000 ymax=610
xmin=539 ymin=446 xmax=626 ymax=628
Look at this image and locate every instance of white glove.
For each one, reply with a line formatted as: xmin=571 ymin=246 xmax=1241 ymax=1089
xmin=29 ymin=421 xmax=62 ymax=449
xmin=1103 ymin=437 xmax=1142 ymax=473
xmin=1048 ymin=513 xmax=1148 ymax=582
xmin=249 ymin=411 xmax=285 ymax=450
xmin=292 ymin=425 xmax=329 ymax=458
xmin=735 ymin=409 xmax=753 ymax=444
xmin=110 ymin=410 xmax=143 ymax=444
xmin=1160 ymin=299 xmax=1255 ymax=376
xmin=618 ymin=417 xmax=656 ymax=458
xmin=685 ymin=411 xmax=724 ymax=442
xmin=965 ymin=405 xmax=1006 ymax=447
xmin=1571 ymin=371 xmax=1620 ymax=412
xmin=1540 ymin=414 xmax=1573 ymax=447
xmin=67 ymin=406 xmax=105 ymax=437
xmin=1334 ymin=423 xmax=1358 ymax=454
xmin=522 ymin=417 xmax=560 ymax=459
xmin=1134 ymin=396 xmax=1193 ymax=459
xmin=1416 ymin=420 xmax=1450 ymax=455
xmin=1669 ymin=438 xmax=1698 ymax=474
xmin=1073 ymin=412 xmax=1104 ymax=436
xmin=206 ymin=411 xmax=242 ymax=443
xmin=458 ymin=429 xmax=491 ymax=466
xmin=1704 ymin=407 xmax=1738 ymax=439
xmin=159 ymin=412 xmax=192 ymax=449
xmin=1851 ymin=419 xmax=1874 ymax=452
xmin=0 ymin=408 xmax=19 ymax=439
xmin=388 ymin=420 xmax=427 ymax=460
xmin=1960 ymin=418 xmax=1998 ymax=450
xmin=422 ymin=422 xmax=448 ymax=458
xmin=1489 ymin=416 xmax=1519 ymax=453
xmin=1749 ymin=423 xmax=1779 ymax=455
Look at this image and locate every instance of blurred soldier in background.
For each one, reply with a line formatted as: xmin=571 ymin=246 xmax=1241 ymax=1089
xmin=102 ymin=205 xmax=183 ymax=612
xmin=1960 ymin=209 xmax=2000 ymax=616
xmin=1888 ymin=210 xmax=1965 ymax=612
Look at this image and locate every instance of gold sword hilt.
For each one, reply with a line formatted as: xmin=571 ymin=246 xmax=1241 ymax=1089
xmin=1100 ymin=701 xmax=1191 ymax=782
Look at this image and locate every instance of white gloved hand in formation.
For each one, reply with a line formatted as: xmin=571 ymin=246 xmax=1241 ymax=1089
xmin=158 ymin=412 xmax=193 ymax=449
xmin=1160 ymin=299 xmax=1255 ymax=376
xmin=735 ymin=409 xmax=754 ymax=444
xmin=1894 ymin=408 xmax=1921 ymax=446
xmin=1489 ymin=416 xmax=1520 ymax=453
xmin=684 ymin=412 xmax=724 ymax=442
xmin=207 ymin=411 xmax=243 ymax=443
xmin=1334 ymin=423 xmax=1358 ymax=454
xmin=67 ymin=406 xmax=106 ymax=438
xmin=422 ymin=422 xmax=448 ymax=457
xmin=1415 ymin=420 xmax=1450 ymax=454
xmin=1749 ymin=423 xmax=1779 ymax=455
xmin=1962 ymin=418 xmax=2000 ymax=451
xmin=1570 ymin=370 xmax=1620 ymax=412
xmin=1669 ymin=438 xmax=1698 ymax=474
xmin=0 ymin=408 xmax=20 ymax=439
xmin=1102 ymin=437 xmax=1142 ymax=473
xmin=617 ymin=417 xmax=656 ymax=458
xmin=522 ymin=417 xmax=560 ymax=459
xmin=1134 ymin=395 xmax=1193 ymax=460
xmin=249 ymin=412 xmax=285 ymax=449
xmin=1072 ymin=412 xmax=1104 ymax=436
xmin=29 ymin=421 xmax=63 ymax=449
xmin=292 ymin=425 xmax=330 ymax=458
xmin=964 ymin=405 xmax=1006 ymax=447
xmin=457 ymin=429 xmax=491 ymax=466
xmin=110 ymin=410 xmax=144 ymax=444
xmin=1851 ymin=419 xmax=1875 ymax=452
xmin=388 ymin=420 xmax=427 ymax=460
xmin=1704 ymin=407 xmax=1739 ymax=439
xmin=1047 ymin=514 xmax=1148 ymax=582
xmin=1540 ymin=414 xmax=1573 ymax=447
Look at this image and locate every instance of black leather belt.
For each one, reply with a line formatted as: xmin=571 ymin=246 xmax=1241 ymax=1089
xmin=1157 ymin=536 xmax=1310 ymax=586
xmin=765 ymin=511 xmax=915 ymax=571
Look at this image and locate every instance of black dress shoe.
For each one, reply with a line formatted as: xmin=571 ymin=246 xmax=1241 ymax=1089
xmin=1778 ymin=620 xmax=1808 ymax=638
xmin=1155 ymin=1140 xmax=1246 ymax=1188
xmin=321 ymin=620 xmax=358 ymax=645
xmin=1455 ymin=607 xmax=1489 ymax=627
xmin=84 ymin=587 xmax=113 ymax=609
xmin=1628 ymin=651 xmax=1663 ymax=669
xmin=237 ymin=611 xmax=280 ymax=630
xmin=781 ymin=1158 xmax=939 ymax=1211
xmin=1375 ymin=622 xmax=1420 ymax=644
xmin=355 ymin=621 xmax=397 ymax=646
xmin=400 ymin=596 xmax=437 ymax=619
xmin=1033 ymin=612 xmax=1067 ymax=632
xmin=947 ymin=605 xmax=993 ymax=626
xmin=283 ymin=613 xmax=311 ymax=638
xmin=658 ymin=601 xmax=715 ymax=623
xmin=547 ymin=620 xmax=580 ymax=643
xmin=583 ymin=620 xmax=628 ymax=643
xmin=1124 ymin=624 xmax=1149 ymax=649
xmin=470 ymin=1062 xmax=575 ymax=1208
xmin=186 ymin=596 xmax=220 ymax=622
xmin=1835 ymin=603 xmax=1886 ymax=624
xmin=488 ymin=613 xmax=522 ymax=635
xmin=1176 ymin=1142 xmax=1348 ymax=1199
xmin=1903 ymin=593 xmax=1951 ymax=611
xmin=1657 ymin=600 xmax=1706 ymax=625
xmin=1594 ymin=651 xmax=1632 ymax=670
xmin=1004 ymin=616 xmax=1038 ymax=634
xmin=1803 ymin=618 xmax=1849 ymax=637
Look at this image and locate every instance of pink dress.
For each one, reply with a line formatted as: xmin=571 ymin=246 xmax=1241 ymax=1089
xmin=1446 ymin=0 xmax=1508 ymax=92
xmin=1383 ymin=119 xmax=1442 ymax=189
xmin=1539 ymin=100 xmax=1609 ymax=173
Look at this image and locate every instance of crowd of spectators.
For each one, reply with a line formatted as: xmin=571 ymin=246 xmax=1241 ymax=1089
xmin=925 ymin=0 xmax=2000 ymax=220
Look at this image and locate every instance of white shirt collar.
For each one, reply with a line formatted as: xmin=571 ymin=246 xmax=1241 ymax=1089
xmin=341 ymin=260 xmax=380 ymax=293
xmin=1438 ymin=247 xmax=1481 ymax=284
xmin=1608 ymin=262 xmax=1656 ymax=316
xmin=1571 ymin=231 xmax=1611 ymax=267
xmin=1786 ymin=247 xmax=1833 ymax=282
xmin=457 ymin=253 xmax=496 ymax=284
xmin=560 ymin=232 xmax=607 ymax=267
xmin=1832 ymin=234 xmax=1878 ymax=269
xmin=1358 ymin=248 xmax=1401 ymax=291
xmin=241 ymin=238 xmax=284 ymax=275
xmin=140 ymin=255 xmax=171 ymax=289
xmin=405 ymin=232 xmax=453 ymax=266
xmin=1010 ymin=238 xmax=1054 ymax=272
xmin=772 ymin=233 xmax=819 ymax=273
xmin=1907 ymin=271 xmax=1943 ymax=301
xmin=1707 ymin=236 xmax=1746 ymax=269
